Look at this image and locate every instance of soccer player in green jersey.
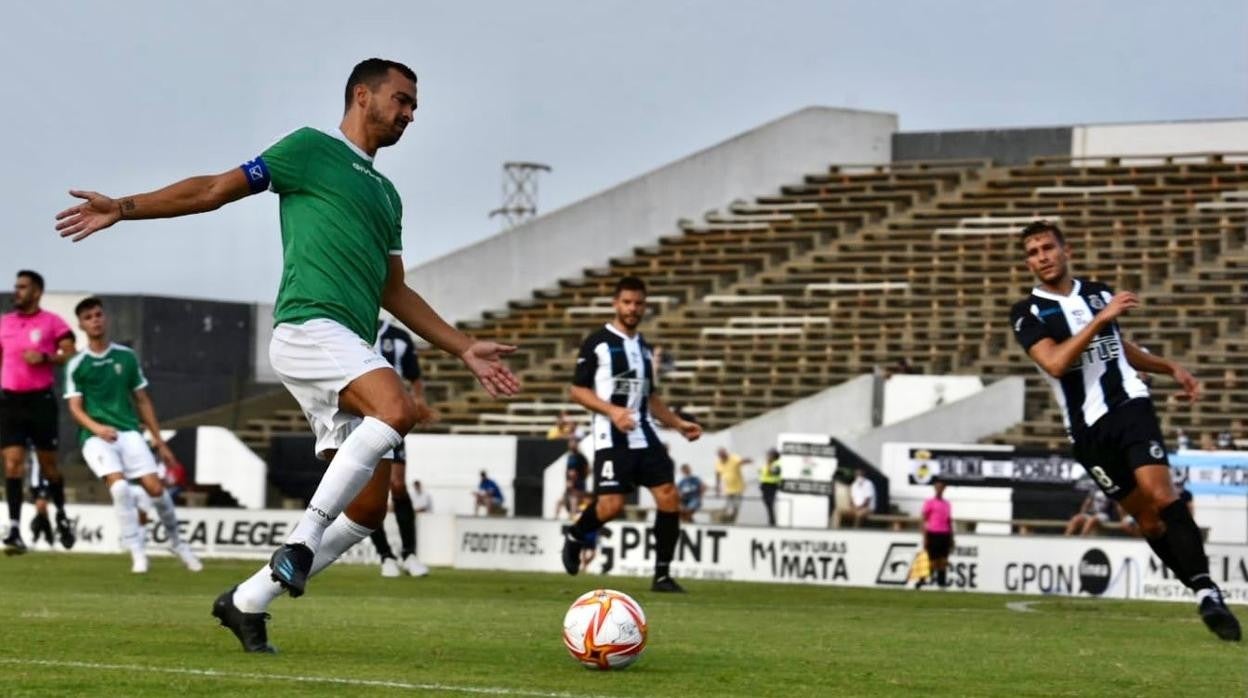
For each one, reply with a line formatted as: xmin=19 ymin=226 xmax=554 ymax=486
xmin=65 ymin=297 xmax=202 ymax=574
xmin=55 ymin=58 xmax=520 ymax=653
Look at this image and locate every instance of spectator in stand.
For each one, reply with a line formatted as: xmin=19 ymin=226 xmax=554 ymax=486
xmin=759 ymin=448 xmax=782 ymax=527
xmin=1199 ymin=432 xmax=1217 ymax=451
xmin=556 ymin=437 xmax=589 ymax=520
xmin=652 ymin=344 xmax=675 ymax=379
xmin=714 ymin=447 xmax=750 ymax=524
xmin=887 ymin=357 xmax=918 ymax=379
xmin=1065 ymin=487 xmax=1118 ymax=537
xmin=676 ymin=464 xmax=704 ymax=523
xmin=473 ymin=470 xmax=504 ymax=516
xmin=1175 ymin=428 xmax=1192 ymax=451
xmin=411 ymin=480 xmax=432 ymax=514
xmin=837 ymin=468 xmax=876 ymax=528
xmin=1216 ymin=429 xmax=1235 ymax=451
xmin=1232 ymin=419 xmax=1246 ymax=450
xmin=546 ymin=411 xmax=576 ymax=440
xmin=917 ymin=479 xmax=953 ymax=589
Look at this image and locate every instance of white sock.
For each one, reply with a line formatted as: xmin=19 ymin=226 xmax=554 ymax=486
xmin=108 ymin=479 xmax=142 ymax=552
xmin=286 ymin=417 xmax=400 ymax=551
xmin=233 ymin=515 xmax=374 ymax=613
xmin=1195 ymin=587 xmax=1219 ymax=605
xmin=151 ymin=489 xmax=182 ymax=547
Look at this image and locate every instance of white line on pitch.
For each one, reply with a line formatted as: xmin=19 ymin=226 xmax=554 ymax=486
xmin=0 ymin=658 xmax=619 ymax=697
xmin=1005 ymin=601 xmax=1040 ymax=613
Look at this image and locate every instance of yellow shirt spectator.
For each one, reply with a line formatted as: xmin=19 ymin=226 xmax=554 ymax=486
xmin=716 ymin=453 xmax=746 ymax=495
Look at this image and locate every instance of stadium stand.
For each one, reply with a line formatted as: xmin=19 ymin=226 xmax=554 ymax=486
xmin=228 ymin=151 xmax=1246 ymax=461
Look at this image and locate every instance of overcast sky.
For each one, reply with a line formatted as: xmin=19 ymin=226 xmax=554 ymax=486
xmin=2 ymin=0 xmax=1245 ymax=303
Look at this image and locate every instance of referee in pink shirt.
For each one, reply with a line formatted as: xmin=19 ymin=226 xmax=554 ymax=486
xmin=1 ymin=270 xmax=78 ymax=553
xmin=921 ymin=479 xmax=954 ymax=588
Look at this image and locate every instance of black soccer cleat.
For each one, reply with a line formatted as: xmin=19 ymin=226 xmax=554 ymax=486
xmin=1199 ymin=592 xmax=1242 ymax=642
xmin=650 ymin=576 xmax=686 ymax=593
xmin=55 ymin=515 xmax=75 ymax=550
xmin=269 ymin=543 xmax=315 ymax=598
xmin=30 ymin=515 xmax=52 ymax=546
xmin=3 ymin=529 xmax=27 ymax=556
xmin=212 ymin=587 xmax=277 ymax=654
xmin=561 ymin=533 xmax=584 ymax=576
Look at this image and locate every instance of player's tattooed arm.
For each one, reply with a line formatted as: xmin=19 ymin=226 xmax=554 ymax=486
xmin=56 ymin=168 xmax=252 ymax=242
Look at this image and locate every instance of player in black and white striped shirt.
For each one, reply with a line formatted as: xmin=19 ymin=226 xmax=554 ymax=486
xmin=561 ymin=276 xmax=702 ymax=592
xmin=368 ymin=318 xmax=437 ymax=578
xmin=1010 ymin=220 xmax=1239 ymax=641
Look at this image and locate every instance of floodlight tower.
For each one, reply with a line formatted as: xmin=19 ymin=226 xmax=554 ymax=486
xmin=489 ymin=161 xmax=552 ymax=229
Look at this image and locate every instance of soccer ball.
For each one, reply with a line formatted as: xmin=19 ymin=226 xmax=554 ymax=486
xmin=562 ymin=589 xmax=648 ymax=670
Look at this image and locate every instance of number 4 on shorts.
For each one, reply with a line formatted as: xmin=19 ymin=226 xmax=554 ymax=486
xmin=602 ymin=460 xmax=614 ymax=480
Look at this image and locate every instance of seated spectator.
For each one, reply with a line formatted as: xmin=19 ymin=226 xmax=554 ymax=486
xmin=1232 ymin=419 xmax=1246 ymax=450
xmin=546 ymin=411 xmax=576 ymax=440
xmin=473 ymin=470 xmax=505 ymax=516
xmin=1217 ymin=429 xmax=1235 ymax=451
xmin=1199 ymin=432 xmax=1217 ymax=451
xmin=1065 ymin=488 xmax=1116 ymax=537
xmin=677 ymin=464 xmax=705 ymax=523
xmin=1175 ymin=428 xmax=1192 ymax=451
xmin=836 ymin=468 xmax=876 ymax=528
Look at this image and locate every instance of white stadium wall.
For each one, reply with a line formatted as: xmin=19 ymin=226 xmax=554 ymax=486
xmin=845 ymin=376 xmax=1026 ymax=470
xmin=40 ymin=506 xmax=1248 ymax=605
xmin=1070 ymin=118 xmax=1248 ymax=158
xmin=407 ymin=106 xmax=898 ymax=324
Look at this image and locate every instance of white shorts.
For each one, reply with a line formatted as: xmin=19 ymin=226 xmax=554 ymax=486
xmin=82 ymin=431 xmax=160 ymax=480
xmin=269 ymin=319 xmax=393 ymax=458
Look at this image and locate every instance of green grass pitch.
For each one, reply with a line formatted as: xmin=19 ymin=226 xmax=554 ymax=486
xmin=2 ymin=554 xmax=1244 ymax=696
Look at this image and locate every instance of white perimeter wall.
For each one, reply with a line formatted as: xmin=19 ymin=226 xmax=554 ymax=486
xmin=1071 ymin=118 xmax=1248 ymax=157
xmin=407 ymin=107 xmax=898 ymax=324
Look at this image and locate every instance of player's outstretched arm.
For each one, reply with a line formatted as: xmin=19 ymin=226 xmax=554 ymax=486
xmin=1123 ymin=340 xmax=1200 ymax=401
xmin=55 ymin=169 xmax=253 ymax=242
xmin=380 ymin=257 xmax=519 ymax=398
xmin=1026 ymin=292 xmax=1138 ymax=377
xmin=648 ymin=394 xmax=701 ymax=442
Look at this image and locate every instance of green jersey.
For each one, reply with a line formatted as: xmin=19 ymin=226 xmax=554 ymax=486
xmin=252 ymin=127 xmax=404 ymax=342
xmin=64 ymin=344 xmax=147 ymax=445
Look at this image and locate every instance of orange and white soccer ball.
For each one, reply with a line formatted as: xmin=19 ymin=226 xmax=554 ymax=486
xmin=562 ymin=589 xmax=648 ymax=670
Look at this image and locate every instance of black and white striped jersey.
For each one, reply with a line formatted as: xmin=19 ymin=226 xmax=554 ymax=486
xmin=374 ymin=319 xmax=421 ymax=381
xmin=1010 ymin=278 xmax=1150 ymax=439
xmin=572 ymin=323 xmax=661 ymax=451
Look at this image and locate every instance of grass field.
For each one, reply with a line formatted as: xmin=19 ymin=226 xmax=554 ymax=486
xmin=2 ymin=554 xmax=1244 ymax=697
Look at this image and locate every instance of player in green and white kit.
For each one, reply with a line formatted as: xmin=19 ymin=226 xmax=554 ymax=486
xmin=65 ymin=297 xmax=202 ymax=574
xmin=56 ymin=58 xmax=520 ymax=653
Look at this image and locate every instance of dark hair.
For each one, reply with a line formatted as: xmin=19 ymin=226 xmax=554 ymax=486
xmin=613 ymin=276 xmax=647 ymax=297
xmin=74 ymin=296 xmax=103 ymax=316
xmin=1019 ymin=220 xmax=1065 ymax=247
xmin=344 ymin=58 xmax=417 ymax=112
xmin=16 ymin=270 xmax=44 ymax=291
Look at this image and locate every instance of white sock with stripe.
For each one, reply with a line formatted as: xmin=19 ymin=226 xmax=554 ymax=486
xmin=286 ymin=417 xmax=400 ymax=552
xmin=233 ymin=515 xmax=375 ymax=613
